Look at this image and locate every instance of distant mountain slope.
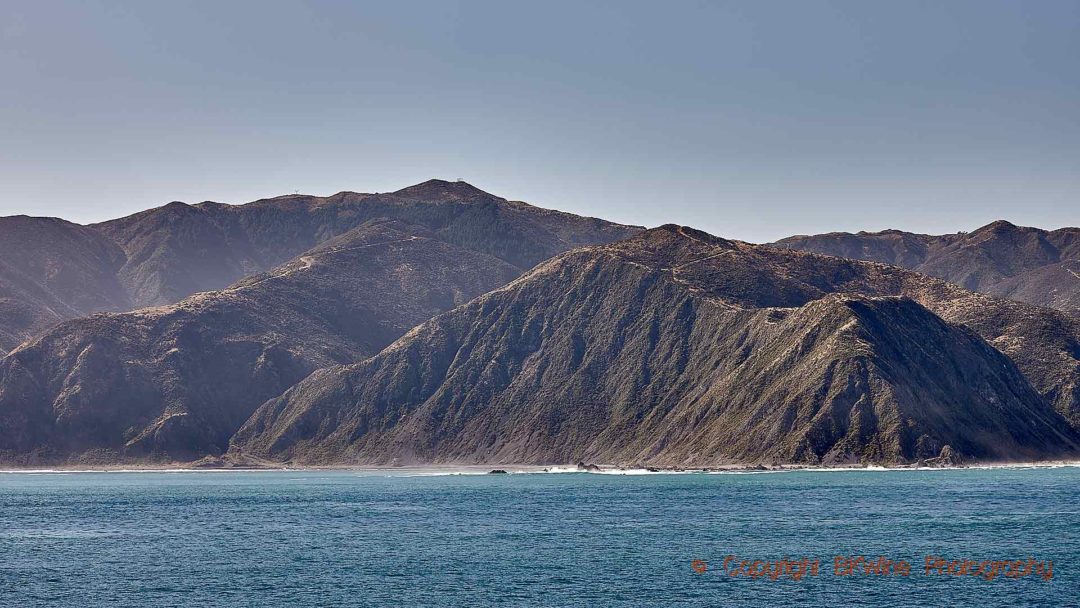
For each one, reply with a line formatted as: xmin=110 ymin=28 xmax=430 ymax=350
xmin=772 ymin=221 xmax=1080 ymax=315
xmin=93 ymin=180 xmax=640 ymax=307
xmin=229 ymin=226 xmax=1080 ymax=467
xmin=0 ymin=221 xmax=521 ymax=464
xmin=0 ymin=180 xmax=639 ymax=355
xmin=0 ymin=217 xmax=130 ymax=354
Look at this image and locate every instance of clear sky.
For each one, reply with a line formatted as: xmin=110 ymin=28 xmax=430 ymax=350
xmin=1 ymin=1 xmax=1077 ymax=242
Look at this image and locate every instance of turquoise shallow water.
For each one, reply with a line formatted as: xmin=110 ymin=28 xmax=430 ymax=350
xmin=0 ymin=467 xmax=1076 ymax=607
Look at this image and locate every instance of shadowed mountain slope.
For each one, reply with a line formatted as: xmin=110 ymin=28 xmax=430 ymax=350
xmin=0 ymin=180 xmax=638 ymax=356
xmin=229 ymin=226 xmax=1080 ymax=467
xmin=773 ymin=221 xmax=1080 ymax=315
xmin=0 ymin=221 xmax=521 ymax=464
xmin=92 ymin=179 xmax=640 ymax=307
xmin=0 ymin=217 xmax=130 ymax=355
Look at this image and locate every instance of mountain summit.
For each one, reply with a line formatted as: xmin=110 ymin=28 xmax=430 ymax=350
xmin=392 ymin=179 xmax=496 ymax=202
xmin=0 ymin=182 xmax=641 ymax=355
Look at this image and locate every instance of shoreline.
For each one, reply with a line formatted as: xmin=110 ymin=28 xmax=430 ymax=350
xmin=3 ymin=460 xmax=1080 ymax=475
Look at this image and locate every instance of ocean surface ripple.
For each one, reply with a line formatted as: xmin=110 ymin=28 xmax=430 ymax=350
xmin=1 ymin=467 xmax=1076 ymax=607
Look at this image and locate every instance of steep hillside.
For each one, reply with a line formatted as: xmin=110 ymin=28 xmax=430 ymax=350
xmin=93 ymin=180 xmax=640 ymax=307
xmin=230 ymin=226 xmax=1080 ymax=467
xmin=0 ymin=217 xmax=130 ymax=354
xmin=0 ymin=179 xmax=638 ymax=355
xmin=773 ymin=221 xmax=1080 ymax=314
xmin=0 ymin=221 xmax=519 ymax=464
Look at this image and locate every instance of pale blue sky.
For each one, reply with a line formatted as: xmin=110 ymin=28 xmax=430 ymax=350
xmin=1 ymin=0 xmax=1077 ymax=242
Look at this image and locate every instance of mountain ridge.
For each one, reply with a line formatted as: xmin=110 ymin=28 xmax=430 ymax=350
xmin=0 ymin=180 xmax=641 ymax=354
xmin=227 ymin=226 xmax=1080 ymax=467
xmin=773 ymin=220 xmax=1080 ymax=315
xmin=3 ymin=190 xmax=1079 ymax=467
xmin=0 ymin=221 xmax=520 ymax=463
xmin=0 ymin=181 xmax=642 ymax=465
xmin=0 ymin=216 xmax=131 ymax=354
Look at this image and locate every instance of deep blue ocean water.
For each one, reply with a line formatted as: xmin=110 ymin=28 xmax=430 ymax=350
xmin=0 ymin=466 xmax=1076 ymax=607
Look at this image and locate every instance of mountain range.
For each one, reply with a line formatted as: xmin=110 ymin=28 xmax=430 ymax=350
xmin=0 ymin=180 xmax=637 ymax=355
xmin=0 ymin=181 xmax=638 ymax=464
xmin=229 ymin=226 xmax=1080 ymax=467
xmin=773 ymin=221 xmax=1080 ymax=315
xmin=0 ymin=182 xmax=1077 ymax=467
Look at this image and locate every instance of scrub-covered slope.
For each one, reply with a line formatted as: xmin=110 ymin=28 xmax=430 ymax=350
xmin=0 ymin=216 xmax=130 ymax=354
xmin=0 ymin=221 xmax=519 ymax=464
xmin=774 ymin=221 xmax=1080 ymax=315
xmin=93 ymin=179 xmax=640 ymax=307
xmin=231 ymin=227 xmax=1080 ymax=466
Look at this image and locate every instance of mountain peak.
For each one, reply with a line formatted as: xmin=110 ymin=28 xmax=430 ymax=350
xmin=640 ymin=224 xmax=734 ymax=247
xmin=392 ymin=179 xmax=498 ymax=202
xmin=973 ymin=219 xmax=1021 ymax=233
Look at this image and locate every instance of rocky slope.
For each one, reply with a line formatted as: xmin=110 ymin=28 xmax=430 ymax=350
xmin=0 ymin=180 xmax=639 ymax=355
xmin=93 ymin=179 xmax=639 ymax=307
xmin=229 ymin=226 xmax=1080 ymax=467
xmin=0 ymin=217 xmax=130 ymax=355
xmin=773 ymin=221 xmax=1080 ymax=315
xmin=0 ymin=220 xmax=523 ymax=465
